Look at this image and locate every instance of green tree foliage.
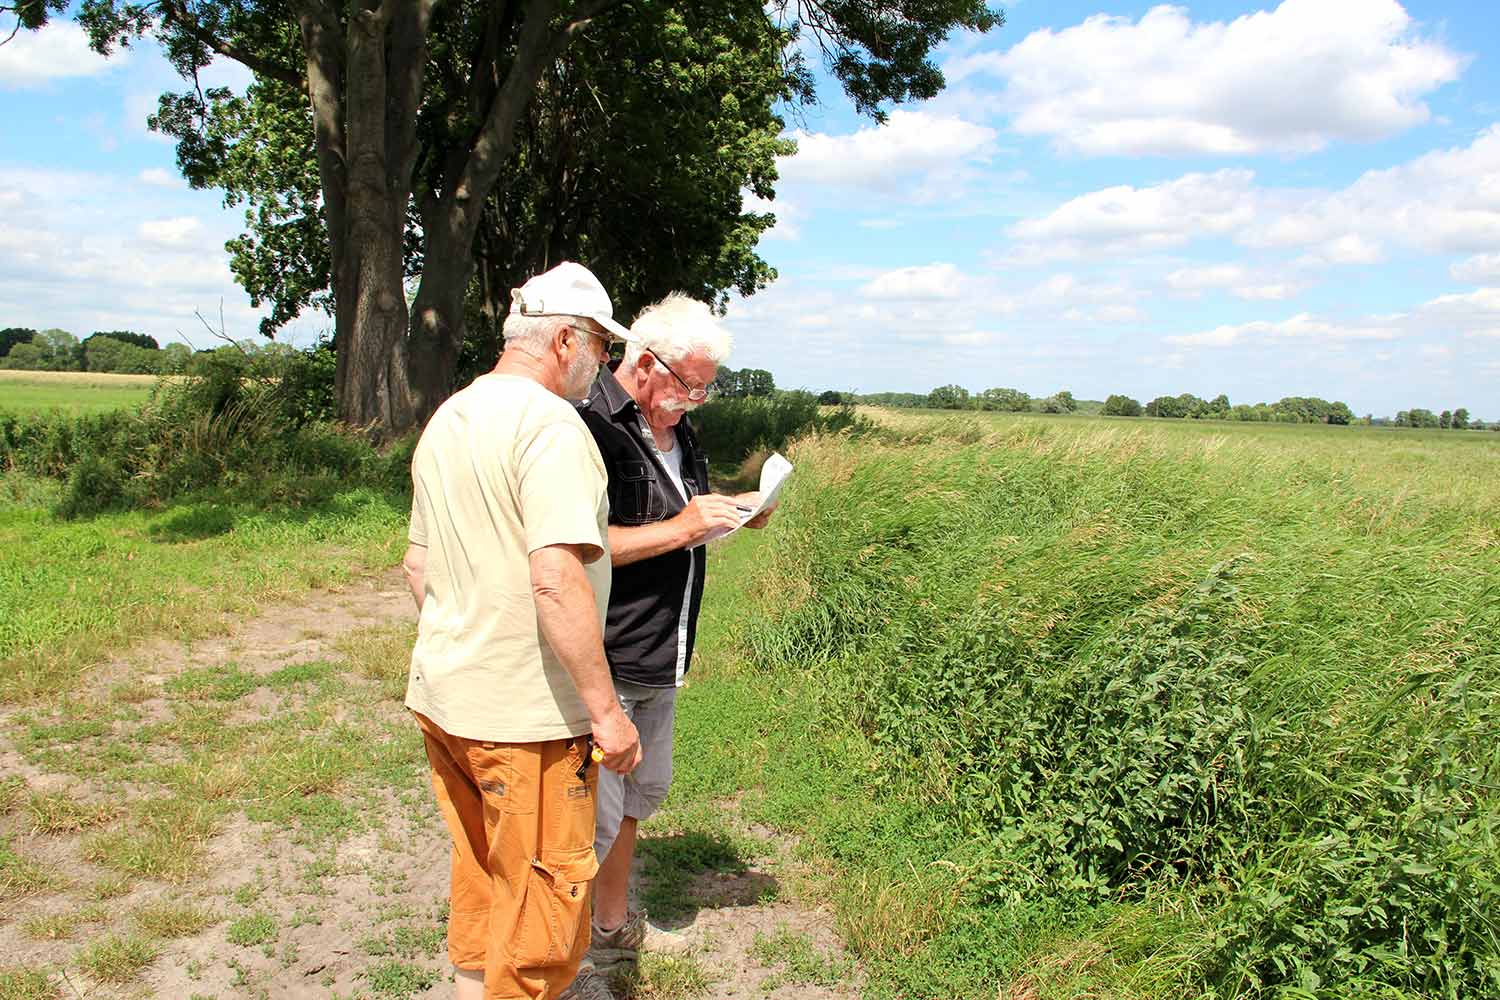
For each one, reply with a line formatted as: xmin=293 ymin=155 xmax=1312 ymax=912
xmin=82 ymin=336 xmax=163 ymax=374
xmin=817 ymin=390 xmax=846 ymax=405
xmin=0 ymin=329 xmax=80 ymax=371
xmin=927 ymin=384 xmax=971 ymax=409
xmin=0 ymin=341 xmax=46 ymax=369
xmin=1102 ymin=393 xmax=1142 ymax=417
xmin=55 ymin=0 xmax=999 ymax=438
xmin=852 ymin=392 xmax=929 ymax=408
xmin=1397 ymin=408 xmax=1441 ymax=428
xmin=1452 ymin=407 xmax=1470 ymax=429
xmin=712 ymin=367 xmax=776 ymax=399
xmin=0 ymin=328 xmax=36 ymax=358
xmin=87 ymin=330 xmax=159 ymax=351
xmin=978 ymin=387 xmax=1029 ymax=412
xmin=1039 ymin=390 xmax=1076 ymax=414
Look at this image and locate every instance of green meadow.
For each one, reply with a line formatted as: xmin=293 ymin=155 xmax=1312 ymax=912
xmin=1 ymin=411 xmax=1496 ymax=998
xmin=0 ymin=372 xmax=157 ymax=415
xmin=681 ymin=413 xmax=1500 ymax=999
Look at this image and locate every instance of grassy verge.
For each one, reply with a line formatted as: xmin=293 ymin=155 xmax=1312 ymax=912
xmin=673 ymin=415 xmax=1500 ymax=999
xmin=0 ymin=476 xmax=407 ymax=704
xmin=0 ymin=371 xmax=157 ymax=414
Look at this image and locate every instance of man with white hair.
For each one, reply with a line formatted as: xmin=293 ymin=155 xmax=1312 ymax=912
xmin=569 ymin=293 xmax=772 ymax=995
xmin=402 ymin=261 xmax=644 ymax=1000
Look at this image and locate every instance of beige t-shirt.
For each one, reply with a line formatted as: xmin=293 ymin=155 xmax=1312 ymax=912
xmin=405 ymin=373 xmax=611 ymax=742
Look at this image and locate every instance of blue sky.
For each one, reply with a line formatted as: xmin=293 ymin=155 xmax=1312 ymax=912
xmin=3 ymin=0 xmax=1498 ymax=418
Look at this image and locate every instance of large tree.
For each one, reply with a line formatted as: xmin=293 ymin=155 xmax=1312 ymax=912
xmin=18 ymin=0 xmax=999 ymax=438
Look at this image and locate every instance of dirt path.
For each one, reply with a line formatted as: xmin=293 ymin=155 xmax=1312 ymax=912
xmin=1 ymin=570 xmax=863 ymax=999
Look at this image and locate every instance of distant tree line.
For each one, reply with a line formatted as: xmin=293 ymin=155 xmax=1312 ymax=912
xmin=0 ymin=328 xmax=194 ymax=375
xmin=827 ymin=382 xmax=1493 ymax=429
xmin=1387 ymin=407 xmax=1492 ymax=429
xmin=846 ymin=386 xmax=1080 ymax=413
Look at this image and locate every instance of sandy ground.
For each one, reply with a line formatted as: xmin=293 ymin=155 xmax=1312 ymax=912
xmin=1 ymin=571 xmax=863 ymax=999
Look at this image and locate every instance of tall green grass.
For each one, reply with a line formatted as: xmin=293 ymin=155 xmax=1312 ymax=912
xmin=697 ymin=415 xmax=1500 ymax=999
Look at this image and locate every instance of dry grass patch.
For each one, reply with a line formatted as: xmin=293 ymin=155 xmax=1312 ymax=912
xmin=81 ymin=797 xmax=222 ymax=882
xmin=334 ymin=622 xmax=416 ymax=701
xmin=0 ymin=776 xmax=23 ymax=813
xmin=0 ymin=966 xmax=60 ymax=1000
xmin=131 ymin=898 xmax=220 ymax=938
xmin=75 ymin=932 xmax=159 ymax=984
xmin=24 ymin=791 xmax=120 ymax=835
xmin=0 ymin=838 xmax=63 ymax=900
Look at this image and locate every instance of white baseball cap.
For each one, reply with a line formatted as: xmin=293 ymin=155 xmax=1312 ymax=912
xmin=508 ymin=261 xmax=634 ymax=342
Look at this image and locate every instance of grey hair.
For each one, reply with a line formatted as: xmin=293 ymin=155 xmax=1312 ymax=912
xmin=502 ymin=312 xmax=575 ymax=354
xmin=623 ymin=293 xmax=732 ymax=367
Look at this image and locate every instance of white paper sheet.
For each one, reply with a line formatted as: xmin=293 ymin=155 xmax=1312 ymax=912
xmin=708 ymin=451 xmax=793 ymax=541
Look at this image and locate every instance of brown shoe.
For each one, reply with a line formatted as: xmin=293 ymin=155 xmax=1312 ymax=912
xmin=590 ymin=910 xmax=689 ymax=971
xmin=558 ymin=963 xmax=616 ymax=1000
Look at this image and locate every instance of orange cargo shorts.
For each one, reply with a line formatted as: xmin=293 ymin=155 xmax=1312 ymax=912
xmin=414 ymin=712 xmax=599 ymax=1000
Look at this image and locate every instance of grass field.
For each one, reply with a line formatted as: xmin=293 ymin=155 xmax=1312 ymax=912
xmin=1 ymin=411 xmax=1496 ymax=998
xmin=0 ymin=371 xmax=157 ymax=414
xmin=678 ymin=412 xmax=1500 ymax=999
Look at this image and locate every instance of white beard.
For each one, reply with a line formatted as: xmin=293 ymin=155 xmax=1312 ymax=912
xmin=564 ymin=351 xmax=599 ymax=401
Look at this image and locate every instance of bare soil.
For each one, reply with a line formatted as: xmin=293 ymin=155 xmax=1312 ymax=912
xmin=1 ymin=570 xmax=863 ymax=999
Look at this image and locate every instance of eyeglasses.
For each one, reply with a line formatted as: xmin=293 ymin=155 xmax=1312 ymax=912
xmin=652 ymin=353 xmax=710 ymax=401
xmin=572 ymin=325 xmax=615 ymax=360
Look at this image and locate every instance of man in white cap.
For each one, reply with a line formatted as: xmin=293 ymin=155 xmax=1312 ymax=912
xmin=401 ymin=261 xmax=644 ymax=1000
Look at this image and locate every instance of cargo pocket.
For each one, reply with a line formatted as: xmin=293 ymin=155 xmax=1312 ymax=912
xmin=511 ymin=846 xmax=600 ymax=968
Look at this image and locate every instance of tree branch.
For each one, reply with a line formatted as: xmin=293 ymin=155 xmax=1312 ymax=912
xmin=554 ymin=0 xmax=628 ymax=53
xmin=158 ymin=0 xmax=305 ymax=89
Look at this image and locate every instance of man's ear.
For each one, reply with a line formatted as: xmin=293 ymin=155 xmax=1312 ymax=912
xmin=552 ymin=322 xmax=577 ymax=358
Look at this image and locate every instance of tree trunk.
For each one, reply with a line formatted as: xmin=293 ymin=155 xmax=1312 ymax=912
xmin=406 ymin=229 xmax=474 ymax=427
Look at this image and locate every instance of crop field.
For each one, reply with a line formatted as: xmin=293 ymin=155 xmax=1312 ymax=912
xmin=0 ymin=371 xmax=157 ymax=415
xmin=1 ymin=411 xmax=1496 ymax=999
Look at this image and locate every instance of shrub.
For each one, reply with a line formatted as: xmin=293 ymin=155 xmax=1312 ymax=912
xmin=692 ymin=391 xmax=870 ymax=467
xmin=0 ymin=343 xmax=407 ymax=515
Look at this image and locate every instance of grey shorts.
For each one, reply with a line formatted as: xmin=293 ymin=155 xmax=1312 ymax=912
xmin=593 ymin=678 xmax=677 ymax=860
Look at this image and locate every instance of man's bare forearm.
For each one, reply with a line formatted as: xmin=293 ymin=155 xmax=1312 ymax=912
xmin=528 ymin=545 xmax=620 ymax=722
xmin=607 ymin=520 xmax=693 ymax=567
xmin=402 ymin=543 xmax=427 ymax=611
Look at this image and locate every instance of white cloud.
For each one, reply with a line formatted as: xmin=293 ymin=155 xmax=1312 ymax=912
xmin=0 ymin=167 xmax=267 ymax=343
xmin=1167 ymin=312 xmax=1400 ymax=348
xmin=139 ymin=217 xmax=203 ymax=247
xmin=1165 ymin=265 xmax=1301 ymax=300
xmin=1009 ymin=169 xmax=1256 ymax=258
xmin=1095 ymin=304 xmax=1145 ymax=323
xmin=1451 ymin=253 xmax=1500 ymax=283
xmin=0 ymin=20 xmax=124 ymax=88
xmin=1235 ymin=283 xmax=1297 ymax=301
xmin=138 ymin=168 xmax=183 ymax=188
xmin=1166 ymin=265 xmax=1249 ymax=291
xmin=1418 ymin=287 xmax=1500 ymax=338
xmin=779 ymin=110 xmax=997 ymax=201
xmin=862 ymin=263 xmax=965 ymax=301
xmin=1009 ymin=126 xmax=1500 ymax=266
xmin=744 ymin=192 xmax=801 ymax=241
xmin=1245 ymin=125 xmax=1500 ymax=256
xmin=952 ymin=0 xmax=1463 ymax=156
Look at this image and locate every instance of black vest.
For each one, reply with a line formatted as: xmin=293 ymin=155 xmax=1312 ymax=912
xmin=576 ymin=364 xmax=710 ymax=687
